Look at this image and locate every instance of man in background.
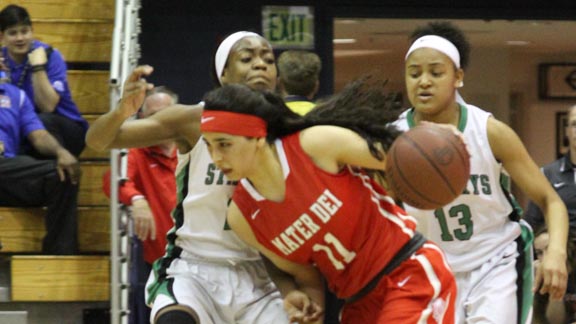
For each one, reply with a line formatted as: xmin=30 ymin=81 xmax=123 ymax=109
xmin=103 ymin=86 xmax=178 ymax=324
xmin=525 ymin=104 xmax=576 ymax=324
xmin=525 ymin=104 xmax=576 ymax=234
xmin=0 ymin=75 xmax=80 ymax=255
xmin=277 ymin=50 xmax=322 ymax=116
xmin=0 ymin=4 xmax=88 ymax=157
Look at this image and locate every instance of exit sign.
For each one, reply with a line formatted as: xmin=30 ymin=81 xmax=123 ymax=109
xmin=262 ymin=6 xmax=314 ymax=49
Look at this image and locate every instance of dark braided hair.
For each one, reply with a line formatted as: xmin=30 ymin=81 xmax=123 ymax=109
xmin=410 ymin=21 xmax=471 ymax=70
xmin=306 ymin=75 xmax=402 ymax=159
xmin=202 ymin=75 xmax=402 ymax=162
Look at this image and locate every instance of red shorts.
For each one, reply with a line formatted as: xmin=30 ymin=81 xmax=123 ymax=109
xmin=341 ymin=243 xmax=456 ymax=323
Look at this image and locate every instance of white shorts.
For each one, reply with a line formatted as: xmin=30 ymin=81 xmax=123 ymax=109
xmin=145 ymin=256 xmax=289 ymax=324
xmin=454 ymin=233 xmax=533 ymax=324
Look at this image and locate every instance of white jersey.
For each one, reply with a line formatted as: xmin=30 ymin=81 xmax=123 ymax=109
xmin=393 ymin=104 xmax=521 ymax=272
xmin=168 ymin=139 xmax=261 ymax=261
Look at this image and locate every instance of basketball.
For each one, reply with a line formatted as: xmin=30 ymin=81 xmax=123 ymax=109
xmin=385 ymin=123 xmax=470 ymax=210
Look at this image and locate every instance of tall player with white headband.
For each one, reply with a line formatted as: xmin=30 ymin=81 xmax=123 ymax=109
xmin=393 ymin=21 xmax=568 ymax=324
xmin=86 ymin=31 xmax=294 ymax=324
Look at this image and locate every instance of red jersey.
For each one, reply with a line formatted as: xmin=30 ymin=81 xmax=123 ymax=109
xmin=233 ymin=133 xmax=418 ymax=298
xmin=103 ymin=146 xmax=177 ymax=264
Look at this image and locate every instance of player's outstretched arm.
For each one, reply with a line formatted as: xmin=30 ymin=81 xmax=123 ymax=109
xmin=87 ymin=65 xmax=201 ymax=151
xmin=300 ymin=125 xmax=387 ymax=173
xmin=86 ymin=65 xmax=159 ymax=151
xmin=488 ymin=117 xmax=568 ymax=300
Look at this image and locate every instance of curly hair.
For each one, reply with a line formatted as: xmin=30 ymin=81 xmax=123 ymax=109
xmin=409 ymin=21 xmax=471 ymax=70
xmin=202 ymin=75 xmax=402 ymax=162
xmin=306 ymin=75 xmax=403 ymax=159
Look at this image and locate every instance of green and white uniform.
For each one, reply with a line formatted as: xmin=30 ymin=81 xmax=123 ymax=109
xmin=393 ymin=104 xmax=533 ymax=324
xmin=145 ymin=140 xmax=287 ymax=323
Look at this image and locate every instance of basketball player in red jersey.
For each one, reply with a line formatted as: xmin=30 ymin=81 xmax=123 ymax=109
xmin=199 ymin=81 xmax=457 ymax=324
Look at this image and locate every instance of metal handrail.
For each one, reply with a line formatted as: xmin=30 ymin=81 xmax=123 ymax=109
xmin=109 ymin=0 xmax=141 ymax=323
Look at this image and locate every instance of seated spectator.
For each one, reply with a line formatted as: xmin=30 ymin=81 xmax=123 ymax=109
xmin=0 ymin=4 xmax=88 ymax=157
xmin=103 ymin=86 xmax=178 ymax=324
xmin=525 ymin=104 xmax=576 ymax=234
xmin=0 ymin=77 xmax=80 ymax=255
xmin=533 ymin=226 xmax=576 ymax=324
xmin=277 ymin=50 xmax=322 ymax=116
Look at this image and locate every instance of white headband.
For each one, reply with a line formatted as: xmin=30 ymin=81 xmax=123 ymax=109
xmin=215 ymin=31 xmax=261 ymax=85
xmin=405 ymin=35 xmax=461 ymax=68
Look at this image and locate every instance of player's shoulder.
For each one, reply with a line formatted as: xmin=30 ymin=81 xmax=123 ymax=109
xmin=486 ymin=115 xmax=513 ymax=139
xmin=300 ymin=125 xmax=353 ymax=147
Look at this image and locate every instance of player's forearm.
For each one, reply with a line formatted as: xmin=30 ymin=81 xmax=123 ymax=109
xmin=262 ymin=255 xmax=299 ymax=296
xmin=262 ymin=255 xmax=324 ymax=307
xmin=545 ymin=200 xmax=569 ymax=257
xmin=31 ymin=72 xmax=59 ymax=112
xmin=86 ymin=108 xmax=132 ymax=151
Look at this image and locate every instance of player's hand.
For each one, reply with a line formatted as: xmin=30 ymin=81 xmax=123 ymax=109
xmin=55 ymin=148 xmax=81 ymax=184
xmin=132 ymin=198 xmax=156 ymax=241
xmin=283 ymin=290 xmax=323 ymax=323
xmin=28 ymin=47 xmax=48 ymax=66
xmin=421 ymin=121 xmax=469 ymax=156
xmin=534 ymin=247 xmax=567 ymax=300
xmin=118 ymin=65 xmax=154 ymax=118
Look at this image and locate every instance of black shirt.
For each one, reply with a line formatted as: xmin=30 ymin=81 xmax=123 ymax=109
xmin=524 ymin=153 xmax=576 ymax=233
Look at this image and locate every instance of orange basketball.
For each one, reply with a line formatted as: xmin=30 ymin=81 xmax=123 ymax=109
xmin=385 ymin=123 xmax=470 ymax=210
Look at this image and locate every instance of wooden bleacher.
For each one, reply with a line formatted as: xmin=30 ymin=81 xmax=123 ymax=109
xmin=11 ymin=255 xmax=110 ymax=302
xmin=0 ymin=0 xmax=114 ymax=304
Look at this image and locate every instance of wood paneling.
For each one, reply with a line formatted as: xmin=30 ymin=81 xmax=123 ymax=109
xmin=34 ymin=22 xmax=113 ymax=62
xmin=79 ymin=162 xmax=110 ymax=206
xmin=78 ymin=207 xmax=110 ymax=253
xmin=0 ymin=207 xmax=110 ymax=253
xmin=0 ymin=208 xmax=44 ymax=253
xmin=4 ymin=0 xmax=114 ymax=20
xmin=68 ymin=71 xmax=110 ymax=115
xmin=11 ymin=255 xmax=109 ymax=301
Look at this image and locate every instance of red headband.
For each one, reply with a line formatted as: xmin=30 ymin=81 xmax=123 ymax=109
xmin=200 ymin=110 xmax=267 ymax=137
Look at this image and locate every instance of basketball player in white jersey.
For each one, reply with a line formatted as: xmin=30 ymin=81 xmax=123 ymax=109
xmin=86 ymin=32 xmax=291 ymax=324
xmin=393 ymin=22 xmax=568 ymax=324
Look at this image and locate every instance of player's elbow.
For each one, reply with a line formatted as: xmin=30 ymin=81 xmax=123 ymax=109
xmin=85 ymin=130 xmax=110 ymax=152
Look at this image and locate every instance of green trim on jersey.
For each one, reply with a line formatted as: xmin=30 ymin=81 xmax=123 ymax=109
xmin=146 ymin=159 xmax=190 ymax=304
xmin=406 ymin=104 xmax=469 ymax=132
xmin=457 ymin=104 xmax=468 ymax=132
xmin=165 ymin=158 xmax=189 ymax=257
xmin=517 ymin=221 xmax=534 ymax=324
xmin=500 ymin=172 xmax=533 ymax=323
xmin=146 ymin=274 xmax=176 ymax=306
xmin=500 ymin=172 xmax=524 ymax=220
xmin=406 ymin=108 xmax=416 ymax=128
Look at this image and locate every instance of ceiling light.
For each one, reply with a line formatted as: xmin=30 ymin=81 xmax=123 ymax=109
xmin=336 ymin=19 xmax=361 ymax=24
xmin=506 ymin=40 xmax=530 ymax=46
xmin=333 ymin=38 xmax=357 ymax=44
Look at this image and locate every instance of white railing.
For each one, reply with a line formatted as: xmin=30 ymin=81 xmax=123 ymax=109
xmin=109 ymin=0 xmax=141 ymax=323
